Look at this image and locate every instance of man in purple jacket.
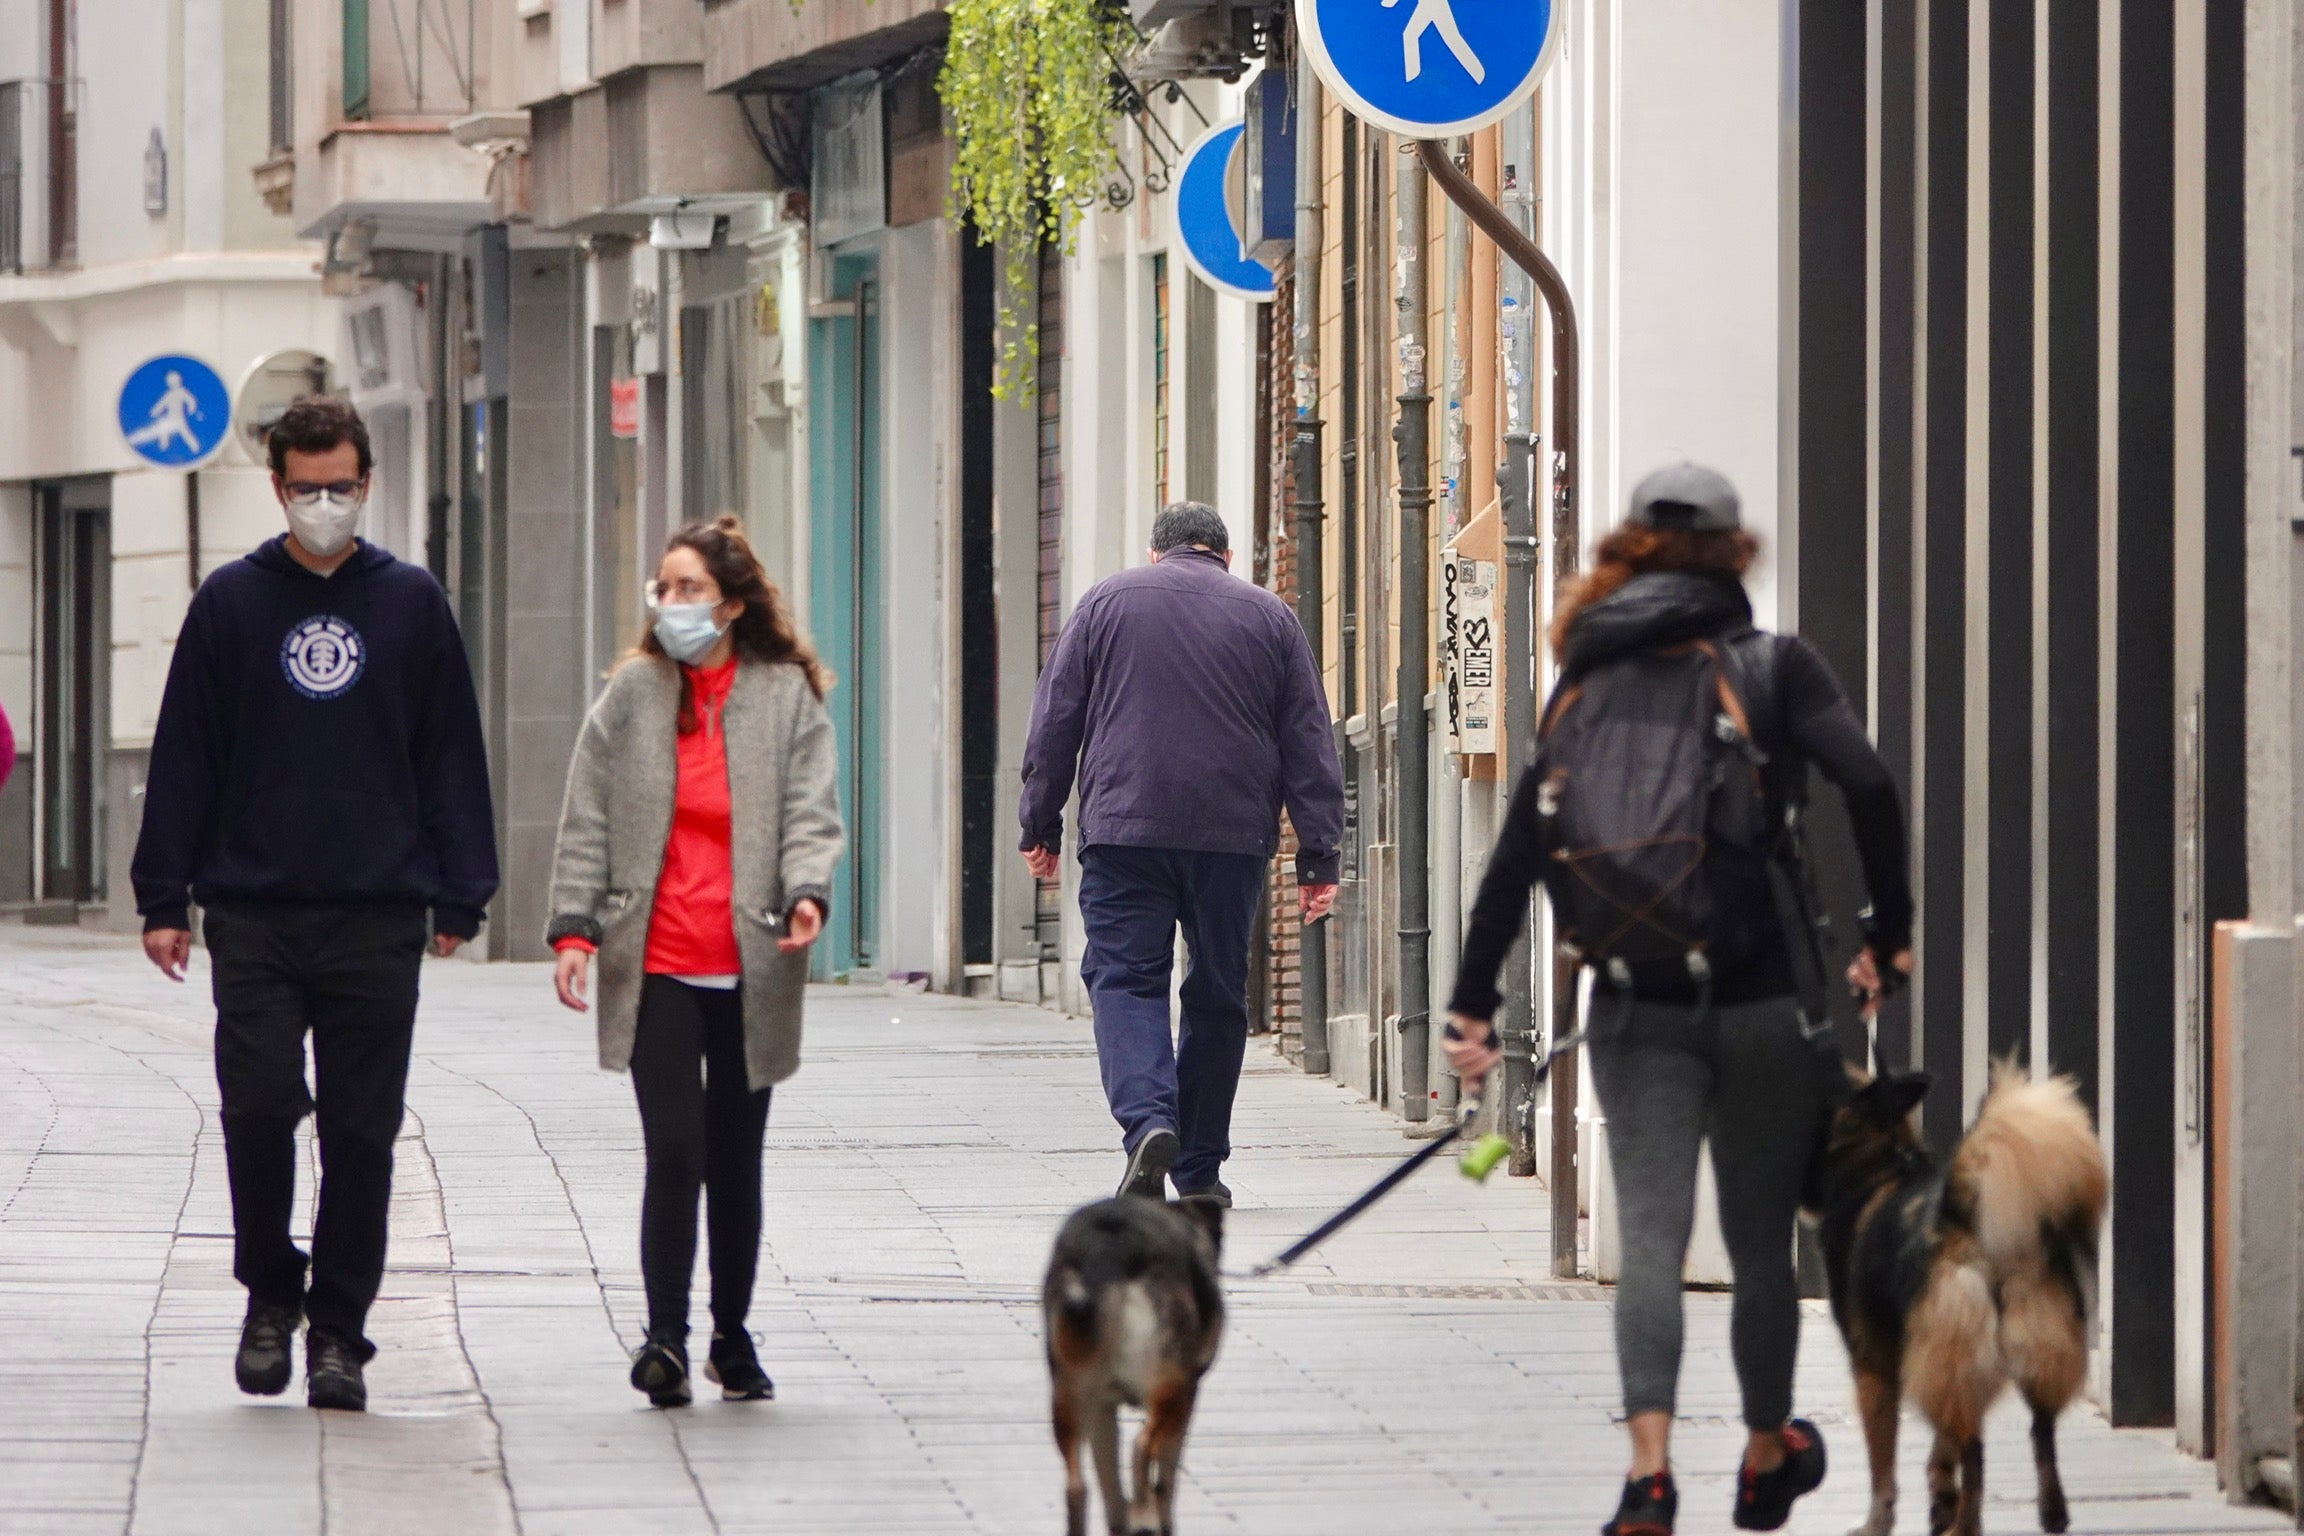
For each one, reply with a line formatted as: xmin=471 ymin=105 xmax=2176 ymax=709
xmin=1021 ymin=502 xmax=1345 ymax=1205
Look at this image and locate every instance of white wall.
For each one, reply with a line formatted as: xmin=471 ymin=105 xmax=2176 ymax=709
xmin=877 ymin=218 xmax=953 ymax=982
xmin=0 ymin=275 xmax=340 ymax=483
xmin=75 ymin=0 xmax=176 ymax=268
xmin=1554 ymin=0 xmax=1788 ymax=627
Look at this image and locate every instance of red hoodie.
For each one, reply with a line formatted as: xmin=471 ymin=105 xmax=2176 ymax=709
xmin=644 ymin=658 xmax=742 ymax=976
xmin=553 ymin=659 xmax=741 ymax=975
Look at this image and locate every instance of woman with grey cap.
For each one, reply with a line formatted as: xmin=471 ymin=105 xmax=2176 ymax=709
xmin=1443 ymin=464 xmax=1914 ymax=1536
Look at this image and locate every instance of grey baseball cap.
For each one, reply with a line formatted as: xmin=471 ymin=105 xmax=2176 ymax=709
xmin=1627 ymin=463 xmax=1741 ymax=532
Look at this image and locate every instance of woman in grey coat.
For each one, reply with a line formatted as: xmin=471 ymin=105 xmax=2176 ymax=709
xmin=546 ymin=516 xmax=844 ymax=1408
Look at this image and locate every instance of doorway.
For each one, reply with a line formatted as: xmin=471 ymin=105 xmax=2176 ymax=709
xmin=36 ymin=479 xmax=109 ymax=905
xmin=808 ymin=252 xmax=883 ymax=978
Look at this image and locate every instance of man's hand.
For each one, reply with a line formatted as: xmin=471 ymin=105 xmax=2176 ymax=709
xmin=1300 ymin=882 xmax=1339 ymax=923
xmin=1847 ymin=946 xmax=1915 ymax=1020
xmin=554 ymin=947 xmax=590 ymax=1012
xmin=778 ymin=898 xmax=826 ymax=955
xmin=433 ymin=934 xmax=465 ymax=958
xmin=1442 ymin=1013 xmax=1504 ymax=1090
xmin=1023 ymin=846 xmax=1061 ymax=881
xmin=144 ymin=928 xmax=192 ymax=982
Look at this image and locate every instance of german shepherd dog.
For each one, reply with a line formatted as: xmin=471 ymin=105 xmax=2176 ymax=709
xmin=1812 ymin=1064 xmax=2107 ymax=1536
xmin=1044 ymin=1195 xmax=1225 ymax=1536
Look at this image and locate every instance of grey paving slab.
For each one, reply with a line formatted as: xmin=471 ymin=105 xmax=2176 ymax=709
xmin=0 ymin=920 xmax=2287 ymax=1535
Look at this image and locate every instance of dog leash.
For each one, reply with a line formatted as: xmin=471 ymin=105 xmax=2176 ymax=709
xmin=1241 ymin=1028 xmax=1590 ymax=1279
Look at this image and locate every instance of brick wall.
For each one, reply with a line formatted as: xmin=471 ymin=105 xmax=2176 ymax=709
xmin=1264 ymin=264 xmax=1306 ymax=1060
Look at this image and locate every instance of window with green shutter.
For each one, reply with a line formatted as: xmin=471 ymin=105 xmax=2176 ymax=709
xmin=342 ymin=0 xmax=369 ymax=121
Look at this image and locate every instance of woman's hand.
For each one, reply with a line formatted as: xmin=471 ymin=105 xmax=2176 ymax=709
xmin=554 ymin=947 xmax=591 ymax=1012
xmin=1442 ymin=1014 xmax=1505 ymax=1090
xmin=1847 ymin=945 xmax=1915 ymax=1020
xmin=779 ymin=898 xmax=826 ymax=955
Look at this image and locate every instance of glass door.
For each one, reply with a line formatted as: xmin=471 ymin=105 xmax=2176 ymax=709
xmin=808 ymin=253 xmax=883 ymax=978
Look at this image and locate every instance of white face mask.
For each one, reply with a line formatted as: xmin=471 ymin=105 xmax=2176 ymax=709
xmin=286 ymin=492 xmax=364 ymax=560
xmin=652 ymin=602 xmax=727 ymax=664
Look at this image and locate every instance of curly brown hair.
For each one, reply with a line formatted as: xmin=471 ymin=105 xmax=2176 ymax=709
xmin=1548 ymin=524 xmax=1760 ymax=655
xmin=636 ymin=515 xmax=834 ymax=729
xmin=267 ymin=395 xmax=372 ymax=478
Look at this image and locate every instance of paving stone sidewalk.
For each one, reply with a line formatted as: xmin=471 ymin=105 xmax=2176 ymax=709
xmin=0 ymin=921 xmax=2281 ymax=1535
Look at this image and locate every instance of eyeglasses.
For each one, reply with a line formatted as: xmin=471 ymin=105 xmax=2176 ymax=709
xmin=282 ymin=480 xmax=366 ymax=507
xmin=646 ymin=577 xmax=721 ymax=607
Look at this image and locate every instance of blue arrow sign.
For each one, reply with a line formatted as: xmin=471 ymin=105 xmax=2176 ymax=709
xmin=117 ymin=354 xmax=230 ymax=468
xmin=1298 ymin=0 xmax=1561 ymax=139
xmin=1173 ymin=120 xmax=1276 ymax=303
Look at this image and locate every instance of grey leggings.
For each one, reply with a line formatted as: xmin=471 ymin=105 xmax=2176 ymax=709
xmin=1587 ymin=990 xmax=1826 ymax=1430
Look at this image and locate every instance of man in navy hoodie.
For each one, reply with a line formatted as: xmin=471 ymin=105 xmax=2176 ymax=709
xmin=131 ymin=396 xmax=497 ymax=1412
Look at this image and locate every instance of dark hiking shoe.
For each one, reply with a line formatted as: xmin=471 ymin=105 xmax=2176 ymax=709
xmin=1118 ymin=1128 xmax=1178 ymax=1202
xmin=235 ymin=1299 xmax=301 ymax=1396
xmin=1174 ymin=1180 xmax=1232 ymax=1209
xmin=704 ymin=1331 xmax=775 ymax=1402
xmin=305 ymin=1329 xmax=367 ymax=1412
xmin=630 ymin=1332 xmax=692 ymax=1408
xmin=1603 ymin=1473 xmax=1678 ymax=1536
xmin=1734 ymin=1419 xmax=1826 ymax=1530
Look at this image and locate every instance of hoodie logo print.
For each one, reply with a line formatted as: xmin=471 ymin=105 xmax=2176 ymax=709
xmin=281 ymin=615 xmax=366 ymax=700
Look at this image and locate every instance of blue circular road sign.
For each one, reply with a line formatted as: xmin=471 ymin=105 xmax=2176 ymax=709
xmin=1173 ymin=120 xmax=1276 ymax=303
xmin=1298 ymin=0 xmax=1561 ymax=139
xmin=118 ymin=354 xmax=231 ymax=468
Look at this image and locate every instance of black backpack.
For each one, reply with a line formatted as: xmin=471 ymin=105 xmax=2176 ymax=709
xmin=1533 ymin=629 xmax=1786 ymax=987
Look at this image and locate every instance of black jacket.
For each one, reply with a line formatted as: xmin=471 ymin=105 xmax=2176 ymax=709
xmin=1448 ymin=571 xmax=1913 ymax=1018
xmin=131 ymin=537 xmax=499 ymax=938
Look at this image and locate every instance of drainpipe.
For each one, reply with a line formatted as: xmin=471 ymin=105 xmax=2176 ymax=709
xmin=1496 ymin=101 xmax=1541 ymax=1176
xmin=1412 ymin=135 xmax=1582 ymax=1272
xmin=1394 ymin=144 xmax=1433 ymax=1123
xmin=1292 ymin=52 xmax=1331 ymax=1077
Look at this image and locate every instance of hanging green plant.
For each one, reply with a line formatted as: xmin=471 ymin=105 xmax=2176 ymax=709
xmin=942 ymin=0 xmax=1139 ymax=397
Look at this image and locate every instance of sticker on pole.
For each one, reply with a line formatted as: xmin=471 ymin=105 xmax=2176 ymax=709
xmin=117 ymin=355 xmax=230 ymax=468
xmin=1173 ymin=120 xmax=1276 ymax=303
xmin=1297 ymin=0 xmax=1561 ymax=140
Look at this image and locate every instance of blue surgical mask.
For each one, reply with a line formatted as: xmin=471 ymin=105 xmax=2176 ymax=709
xmin=652 ymin=602 xmax=725 ymax=664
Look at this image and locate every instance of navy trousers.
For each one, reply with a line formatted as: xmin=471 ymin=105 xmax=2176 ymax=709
xmin=1076 ymin=845 xmax=1266 ymax=1192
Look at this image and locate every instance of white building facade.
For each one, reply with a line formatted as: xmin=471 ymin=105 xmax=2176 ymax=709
xmin=0 ymin=0 xmax=339 ymax=919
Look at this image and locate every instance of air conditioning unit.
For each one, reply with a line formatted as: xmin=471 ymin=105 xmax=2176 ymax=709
xmin=1128 ymin=2 xmax=1274 ymax=83
xmin=1129 ymin=0 xmax=1287 ymax=24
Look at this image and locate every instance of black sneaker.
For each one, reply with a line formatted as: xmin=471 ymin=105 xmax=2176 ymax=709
xmin=1175 ymin=1180 xmax=1232 ymax=1209
xmin=305 ymin=1329 xmax=367 ymax=1412
xmin=235 ymin=1299 xmax=301 ymax=1396
xmin=704 ymin=1331 xmax=775 ymax=1402
xmin=1603 ymin=1473 xmax=1678 ymax=1536
xmin=1734 ymin=1419 xmax=1827 ymax=1531
xmin=630 ymin=1331 xmax=692 ymax=1408
xmin=1118 ymin=1128 xmax=1178 ymax=1201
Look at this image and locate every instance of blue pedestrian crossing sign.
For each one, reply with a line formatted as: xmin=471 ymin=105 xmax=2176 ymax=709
xmin=117 ymin=354 xmax=230 ymax=468
xmin=1298 ymin=0 xmax=1562 ymax=139
xmin=1174 ymin=120 xmax=1277 ymax=303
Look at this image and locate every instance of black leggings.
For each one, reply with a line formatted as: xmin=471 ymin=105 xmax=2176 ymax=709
xmin=631 ymin=975 xmax=773 ymax=1340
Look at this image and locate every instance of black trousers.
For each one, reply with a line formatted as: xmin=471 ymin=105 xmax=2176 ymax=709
xmin=205 ymin=900 xmax=427 ymax=1355
xmin=631 ymin=975 xmax=774 ymax=1340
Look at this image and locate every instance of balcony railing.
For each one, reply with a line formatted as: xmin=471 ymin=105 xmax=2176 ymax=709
xmin=0 ymin=77 xmax=70 ymax=274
